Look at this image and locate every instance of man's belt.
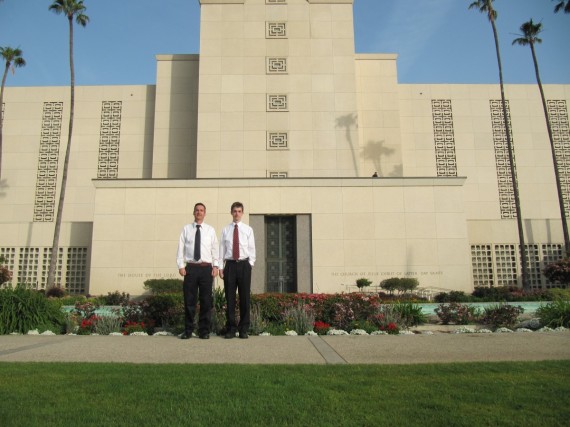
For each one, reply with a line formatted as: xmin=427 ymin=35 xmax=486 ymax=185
xmin=186 ymin=262 xmax=212 ymax=267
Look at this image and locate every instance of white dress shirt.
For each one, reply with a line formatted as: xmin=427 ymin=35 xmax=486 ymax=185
xmin=176 ymin=222 xmax=219 ymax=269
xmin=219 ymin=221 xmax=256 ymax=266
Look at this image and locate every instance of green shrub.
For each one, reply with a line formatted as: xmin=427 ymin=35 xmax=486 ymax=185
xmin=0 ymin=256 xmax=12 ymax=286
xmin=283 ymin=302 xmax=315 ymax=335
xmin=101 ymin=291 xmax=130 ymax=306
xmin=143 ymin=279 xmax=183 ymax=295
xmin=348 ymin=319 xmax=378 ymax=334
xmin=368 ymin=304 xmax=403 ymax=331
xmin=356 ymin=278 xmax=372 ymax=289
xmin=392 ymin=301 xmax=427 ymax=327
xmin=0 ymin=285 xmax=66 ymax=334
xmin=94 ymin=315 xmax=123 ymax=335
xmin=481 ymin=303 xmax=524 ymax=329
xmin=45 ymin=287 xmax=66 ymax=298
xmin=543 ymin=257 xmax=570 ymax=286
xmin=142 ymin=294 xmax=184 ymax=329
xmin=434 ymin=291 xmax=471 ymax=303
xmin=248 ymin=303 xmax=268 ymax=336
xmin=536 ymin=299 xmax=570 ymax=328
xmin=380 ymin=278 xmax=400 ymax=295
xmin=434 ymin=302 xmax=479 ymax=325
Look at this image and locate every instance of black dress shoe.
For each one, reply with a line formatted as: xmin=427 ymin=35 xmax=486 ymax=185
xmin=199 ymin=333 xmax=209 ymax=339
xmin=239 ymin=331 xmax=249 ymax=339
xmin=180 ymin=332 xmax=192 ymax=339
xmin=224 ymin=331 xmax=235 ymax=339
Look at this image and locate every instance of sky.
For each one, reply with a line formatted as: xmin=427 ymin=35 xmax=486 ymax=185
xmin=1 ymin=0 xmax=569 ymax=87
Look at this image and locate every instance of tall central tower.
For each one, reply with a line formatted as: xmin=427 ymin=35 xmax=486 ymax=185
xmin=196 ymin=0 xmax=360 ymax=178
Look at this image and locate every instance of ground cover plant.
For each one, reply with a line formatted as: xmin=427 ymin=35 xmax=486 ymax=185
xmin=0 ymin=361 xmax=568 ymax=426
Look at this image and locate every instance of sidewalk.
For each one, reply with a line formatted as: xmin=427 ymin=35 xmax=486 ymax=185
xmin=0 ymin=332 xmax=569 ymax=365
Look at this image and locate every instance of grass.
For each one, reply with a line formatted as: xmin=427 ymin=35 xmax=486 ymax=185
xmin=0 ymin=361 xmax=569 ymax=426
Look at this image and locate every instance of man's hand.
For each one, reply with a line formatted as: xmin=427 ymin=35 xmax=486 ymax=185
xmin=212 ymin=267 xmax=219 ymax=278
xmin=178 ymin=267 xmax=186 ymax=277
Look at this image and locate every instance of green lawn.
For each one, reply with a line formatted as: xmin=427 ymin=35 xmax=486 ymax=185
xmin=1 ymin=361 xmax=568 ymax=426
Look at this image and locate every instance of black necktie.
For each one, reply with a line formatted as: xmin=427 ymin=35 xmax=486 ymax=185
xmin=194 ymin=225 xmax=201 ymax=261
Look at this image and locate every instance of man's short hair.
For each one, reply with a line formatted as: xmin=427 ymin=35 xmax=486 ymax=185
xmin=194 ymin=202 xmax=206 ymax=211
xmin=230 ymin=201 xmax=244 ymax=212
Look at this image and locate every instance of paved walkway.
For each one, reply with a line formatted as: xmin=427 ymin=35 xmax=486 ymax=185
xmin=0 ymin=332 xmax=569 ymax=364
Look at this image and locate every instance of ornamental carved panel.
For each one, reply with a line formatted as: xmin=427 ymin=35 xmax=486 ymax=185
xmin=267 ymin=57 xmax=287 ymax=74
xmin=266 ymin=22 xmax=287 ymax=38
xmin=97 ymin=101 xmax=122 ymax=179
xmin=267 ymin=132 xmax=288 ymax=150
xmin=490 ymin=99 xmax=516 ymax=219
xmin=431 ymin=99 xmax=457 ymax=177
xmin=33 ymin=102 xmax=63 ymax=222
xmin=547 ymin=100 xmax=570 ymax=217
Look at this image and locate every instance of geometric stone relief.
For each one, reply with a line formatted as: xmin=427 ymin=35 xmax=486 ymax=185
xmin=490 ymin=99 xmax=516 ymax=219
xmin=431 ymin=99 xmax=457 ymax=177
xmin=471 ymin=242 xmax=565 ymax=289
xmin=266 ymin=0 xmax=286 ymax=4
xmin=33 ymin=102 xmax=63 ymax=222
xmin=97 ymin=101 xmax=122 ymax=179
xmin=65 ymin=247 xmax=88 ymax=294
xmin=267 ymin=132 xmax=288 ymax=150
xmin=547 ymin=100 xmax=570 ymax=217
xmin=267 ymin=94 xmax=288 ymax=111
xmin=266 ymin=22 xmax=287 ymax=38
xmin=267 ymin=57 xmax=287 ymax=74
xmin=269 ymin=171 xmax=288 ymax=178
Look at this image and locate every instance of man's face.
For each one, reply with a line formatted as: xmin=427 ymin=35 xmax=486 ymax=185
xmin=231 ymin=207 xmax=243 ymax=223
xmin=194 ymin=205 xmax=206 ymax=223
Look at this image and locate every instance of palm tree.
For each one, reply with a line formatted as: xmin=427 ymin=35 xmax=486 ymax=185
xmin=0 ymin=47 xmax=26 ymax=180
xmin=513 ymin=20 xmax=570 ymax=256
xmin=47 ymin=0 xmax=89 ymax=289
xmin=553 ymin=1 xmax=570 ymax=13
xmin=469 ymin=0 xmax=530 ymax=290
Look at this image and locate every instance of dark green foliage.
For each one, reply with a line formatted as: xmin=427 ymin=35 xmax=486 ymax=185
xmin=380 ymin=277 xmax=400 ymax=294
xmin=434 ymin=290 xmax=470 ymax=303
xmin=141 ymin=294 xmax=184 ymax=329
xmin=392 ymin=301 xmax=427 ymax=327
xmin=481 ymin=303 xmax=524 ymax=329
xmin=380 ymin=277 xmax=419 ymax=294
xmin=45 ymin=286 xmax=66 ymax=298
xmin=143 ymin=278 xmax=183 ymax=295
xmin=543 ymin=257 xmax=570 ymax=285
xmin=435 ymin=302 xmax=480 ymax=325
xmin=101 ymin=291 xmax=130 ymax=306
xmin=536 ymin=298 xmax=570 ymax=328
xmin=0 ymin=286 xmax=66 ymax=334
xmin=356 ymin=277 xmax=372 ymax=289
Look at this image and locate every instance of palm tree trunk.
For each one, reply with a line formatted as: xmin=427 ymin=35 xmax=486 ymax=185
xmin=0 ymin=62 xmax=9 ymax=181
xmin=530 ymin=42 xmax=570 ymax=256
xmin=490 ymin=18 xmax=530 ymax=290
xmin=47 ymin=16 xmax=75 ymax=288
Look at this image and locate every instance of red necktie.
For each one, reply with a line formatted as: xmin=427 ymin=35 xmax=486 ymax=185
xmin=232 ymin=224 xmax=239 ymax=260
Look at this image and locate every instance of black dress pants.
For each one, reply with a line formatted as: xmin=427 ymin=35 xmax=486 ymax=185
xmin=223 ymin=260 xmax=251 ymax=333
xmin=183 ymin=264 xmax=213 ymax=335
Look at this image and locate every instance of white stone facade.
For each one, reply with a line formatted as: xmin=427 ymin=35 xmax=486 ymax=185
xmin=0 ymin=0 xmax=568 ymax=296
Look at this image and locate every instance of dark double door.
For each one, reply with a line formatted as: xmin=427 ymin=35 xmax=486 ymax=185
xmin=265 ymin=216 xmax=296 ymax=293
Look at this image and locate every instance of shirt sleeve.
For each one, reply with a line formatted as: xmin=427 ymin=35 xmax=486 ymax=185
xmin=176 ymin=227 xmax=186 ymax=269
xmin=210 ymin=226 xmax=220 ymax=268
xmin=247 ymin=226 xmax=256 ymax=266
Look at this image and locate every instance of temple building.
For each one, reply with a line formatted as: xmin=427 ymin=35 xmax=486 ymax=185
xmin=1 ymin=0 xmax=569 ymax=296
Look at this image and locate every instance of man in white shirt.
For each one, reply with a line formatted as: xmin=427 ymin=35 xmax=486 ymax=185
xmin=219 ymin=201 xmax=256 ymax=339
xmin=176 ymin=203 xmax=219 ymax=339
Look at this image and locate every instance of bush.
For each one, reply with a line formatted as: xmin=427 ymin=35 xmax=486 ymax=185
xmin=434 ymin=291 xmax=471 ymax=303
xmin=356 ymin=278 xmax=372 ymax=289
xmin=101 ymin=291 xmax=130 ymax=306
xmin=392 ymin=301 xmax=427 ymax=327
xmin=543 ymin=257 xmax=570 ymax=285
xmin=283 ymin=302 xmax=315 ymax=335
xmin=481 ymin=303 xmax=524 ymax=329
xmin=380 ymin=277 xmax=419 ymax=294
xmin=380 ymin=278 xmax=400 ymax=295
xmin=536 ymin=299 xmax=570 ymax=328
xmin=435 ymin=302 xmax=479 ymax=325
xmin=142 ymin=294 xmax=184 ymax=329
xmin=0 ymin=256 xmax=12 ymax=286
xmin=45 ymin=287 xmax=66 ymax=298
xmin=248 ymin=303 xmax=268 ymax=336
xmin=94 ymin=315 xmax=122 ymax=335
xmin=313 ymin=320 xmax=331 ymax=335
xmin=143 ymin=279 xmax=183 ymax=295
xmin=0 ymin=285 xmax=66 ymax=334
xmin=368 ymin=304 xmax=403 ymax=333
